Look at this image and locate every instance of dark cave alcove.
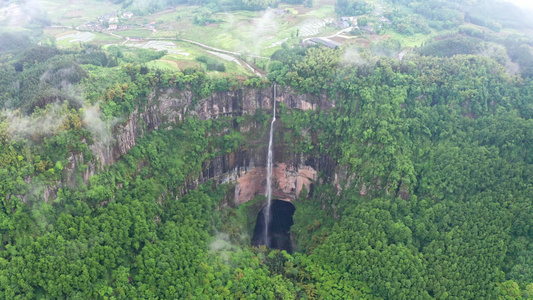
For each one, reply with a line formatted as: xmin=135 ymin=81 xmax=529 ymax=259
xmin=251 ymin=200 xmax=296 ymax=253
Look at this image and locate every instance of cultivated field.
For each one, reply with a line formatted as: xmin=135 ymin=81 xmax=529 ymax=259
xmin=39 ymin=0 xmax=521 ymax=76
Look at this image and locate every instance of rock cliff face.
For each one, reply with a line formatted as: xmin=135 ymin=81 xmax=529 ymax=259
xmin=188 ymin=144 xmax=337 ymax=206
xmin=44 ymin=85 xmax=339 ymax=204
xmin=94 ymin=86 xmax=334 ymax=167
xmin=84 ymin=85 xmax=337 ymax=205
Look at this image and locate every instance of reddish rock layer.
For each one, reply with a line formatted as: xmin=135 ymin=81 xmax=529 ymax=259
xmin=235 ymin=163 xmax=317 ymax=205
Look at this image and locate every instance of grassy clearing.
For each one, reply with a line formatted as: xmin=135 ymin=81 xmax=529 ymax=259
xmin=126 ymin=39 xmax=253 ymax=75
xmin=43 ymin=27 xmax=72 ymax=38
xmin=148 ymin=6 xmax=198 ymax=23
xmin=177 ymin=24 xmax=245 ymax=52
xmin=170 ymin=41 xmax=205 ymax=57
xmin=145 ymin=60 xmax=179 ymax=71
xmin=385 ymin=30 xmax=436 ymax=48
xmin=147 ymin=53 xmax=252 ymax=75
xmin=53 ymin=31 xmax=94 ymax=48
xmin=187 ymin=42 xmax=253 ymax=75
xmin=44 ymin=28 xmax=123 ymax=47
xmin=221 ymin=61 xmax=244 ymax=75
xmin=56 ymin=40 xmax=84 ymax=49
xmin=152 ymin=30 xmax=179 ymax=39
xmin=116 ymin=29 xmax=154 ymax=38
xmin=305 ymin=5 xmax=335 ymax=19
xmin=92 ymin=33 xmax=124 ymax=44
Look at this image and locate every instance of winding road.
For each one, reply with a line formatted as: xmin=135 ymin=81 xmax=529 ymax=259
xmin=178 ymin=38 xmax=270 ymax=60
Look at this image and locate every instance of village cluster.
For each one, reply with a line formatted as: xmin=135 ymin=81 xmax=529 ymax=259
xmin=79 ymin=11 xmax=156 ymax=42
xmin=75 ymin=5 xmax=393 ymax=46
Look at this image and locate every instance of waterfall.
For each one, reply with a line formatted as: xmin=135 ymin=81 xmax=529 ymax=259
xmin=263 ymin=83 xmax=276 ymax=247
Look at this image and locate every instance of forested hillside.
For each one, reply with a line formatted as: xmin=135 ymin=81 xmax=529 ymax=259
xmin=2 ymin=0 xmax=533 ymax=299
xmin=269 ymin=45 xmax=533 ymax=298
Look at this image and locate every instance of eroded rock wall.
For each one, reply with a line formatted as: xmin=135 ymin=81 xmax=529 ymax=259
xmin=95 ymin=86 xmax=334 ymax=167
xmin=40 ymin=85 xmax=339 ymax=203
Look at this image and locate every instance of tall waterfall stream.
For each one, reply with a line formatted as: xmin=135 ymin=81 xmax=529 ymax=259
xmin=251 ymin=83 xmax=296 ymax=252
xmin=263 ymin=83 xmax=276 ymax=247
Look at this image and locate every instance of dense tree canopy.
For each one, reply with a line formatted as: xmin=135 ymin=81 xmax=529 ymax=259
xmin=271 ymin=45 xmax=533 ymax=298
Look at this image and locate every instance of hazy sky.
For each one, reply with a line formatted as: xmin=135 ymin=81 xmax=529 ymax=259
xmin=507 ymin=0 xmax=533 ymax=11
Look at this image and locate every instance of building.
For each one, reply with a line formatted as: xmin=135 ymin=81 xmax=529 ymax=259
xmin=108 ymin=24 xmax=117 ymax=30
xmin=360 ymin=25 xmax=375 ymax=34
xmin=83 ymin=22 xmax=104 ymax=31
xmin=144 ymin=21 xmax=157 ymax=29
xmin=309 ymin=38 xmax=341 ymax=49
xmin=335 ymin=20 xmax=350 ymax=29
xmin=122 ymin=12 xmax=134 ymax=18
xmin=379 ymin=17 xmax=392 ymax=26
xmin=98 ymin=12 xmax=118 ymax=23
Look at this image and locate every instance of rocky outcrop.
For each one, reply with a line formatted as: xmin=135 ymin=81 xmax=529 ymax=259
xmin=65 ymin=152 xmax=96 ymax=188
xmin=18 ymin=178 xmax=60 ymax=203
